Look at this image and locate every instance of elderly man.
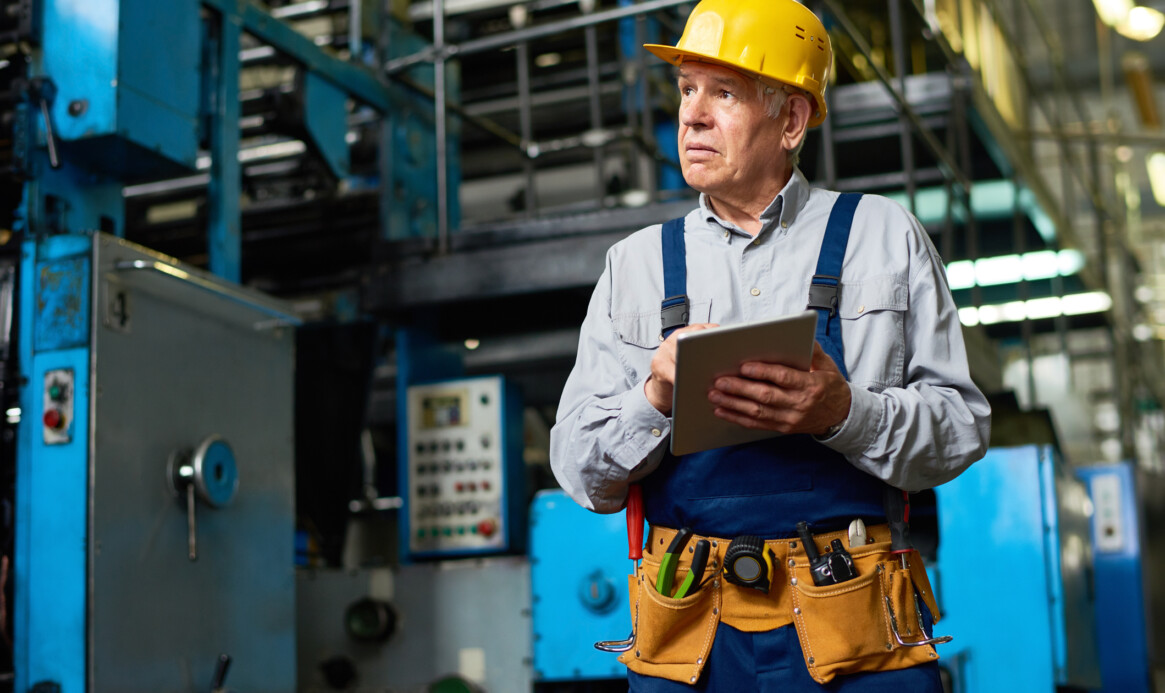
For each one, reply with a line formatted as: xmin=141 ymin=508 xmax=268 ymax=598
xmin=549 ymin=0 xmax=991 ymax=690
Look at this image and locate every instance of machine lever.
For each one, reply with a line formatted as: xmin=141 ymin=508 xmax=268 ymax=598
xmin=210 ymin=653 xmax=232 ymax=692
xmin=168 ymin=436 xmax=239 ymax=563
xmin=28 ymin=78 xmax=60 ymax=169
xmin=186 ymin=483 xmax=198 ymax=561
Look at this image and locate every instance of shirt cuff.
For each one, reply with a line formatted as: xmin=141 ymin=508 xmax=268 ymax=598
xmin=818 ymin=383 xmax=880 ymax=454
xmin=614 ymin=379 xmax=671 ymax=463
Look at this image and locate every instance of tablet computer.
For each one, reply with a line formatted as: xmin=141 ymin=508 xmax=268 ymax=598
xmin=670 ymin=310 xmax=818 ymax=455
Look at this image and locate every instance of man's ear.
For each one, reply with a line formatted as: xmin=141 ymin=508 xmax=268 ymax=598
xmin=782 ymin=94 xmax=813 ymax=151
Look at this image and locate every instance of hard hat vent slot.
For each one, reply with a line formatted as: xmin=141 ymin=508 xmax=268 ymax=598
xmin=795 ymin=33 xmax=805 ymax=39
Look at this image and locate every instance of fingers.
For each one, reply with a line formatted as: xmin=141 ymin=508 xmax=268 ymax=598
xmin=646 ymin=322 xmax=720 ymax=414
xmin=810 ymin=341 xmax=841 ymax=373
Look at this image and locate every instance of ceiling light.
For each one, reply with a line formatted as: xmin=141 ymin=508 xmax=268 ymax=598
xmin=1093 ymin=0 xmax=1134 ymax=26
xmin=1117 ymin=6 xmax=1165 ymax=40
xmin=535 ymin=52 xmax=562 ymax=68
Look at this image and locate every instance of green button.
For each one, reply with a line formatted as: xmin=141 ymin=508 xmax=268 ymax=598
xmin=49 ymin=385 xmax=62 ymax=400
xmin=470 ymin=525 xmax=478 ymax=534
xmin=457 ymin=526 xmax=466 ymax=535
xmin=417 ymin=528 xmax=426 ymax=538
xmin=442 ymin=527 xmax=453 ymax=536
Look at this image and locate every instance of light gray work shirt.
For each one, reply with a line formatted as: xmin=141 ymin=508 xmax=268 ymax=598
xmin=549 ymin=169 xmax=991 ymax=513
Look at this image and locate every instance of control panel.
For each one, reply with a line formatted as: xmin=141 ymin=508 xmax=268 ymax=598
xmin=1090 ymin=472 xmax=1125 ymax=553
xmin=402 ymin=376 xmax=524 ymax=559
xmin=43 ymin=368 xmax=74 ymax=445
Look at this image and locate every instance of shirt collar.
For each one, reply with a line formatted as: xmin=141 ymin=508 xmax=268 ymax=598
xmin=698 ymin=168 xmax=812 ymax=239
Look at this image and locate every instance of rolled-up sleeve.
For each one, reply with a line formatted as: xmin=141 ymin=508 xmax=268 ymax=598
xmin=823 ymin=222 xmax=991 ymax=491
xmin=549 ymin=251 xmax=671 ymax=513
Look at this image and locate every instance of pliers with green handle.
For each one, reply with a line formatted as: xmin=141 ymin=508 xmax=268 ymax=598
xmin=672 ymin=539 xmax=711 ymax=598
xmin=656 ymin=527 xmax=693 ymax=596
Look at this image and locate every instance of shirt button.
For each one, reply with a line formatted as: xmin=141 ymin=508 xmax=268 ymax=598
xmin=750 ymin=287 xmax=761 ymax=296
xmin=858 ymin=305 xmax=865 ymax=313
xmin=781 ymin=221 xmax=789 ymax=229
xmin=723 ymin=230 xmax=730 ymax=239
xmin=651 ymin=428 xmax=662 ymax=437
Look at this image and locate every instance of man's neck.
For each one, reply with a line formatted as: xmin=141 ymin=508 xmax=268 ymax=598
xmin=705 ymin=171 xmax=792 ymax=236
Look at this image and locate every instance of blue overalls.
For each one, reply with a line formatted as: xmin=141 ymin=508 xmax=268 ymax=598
xmin=631 ymin=194 xmax=943 ymax=692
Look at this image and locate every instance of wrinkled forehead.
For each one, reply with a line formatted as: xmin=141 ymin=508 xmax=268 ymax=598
xmin=675 ymin=61 xmax=753 ymax=87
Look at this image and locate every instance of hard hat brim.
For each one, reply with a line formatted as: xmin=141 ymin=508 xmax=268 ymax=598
xmin=643 ymin=43 xmax=827 ymax=128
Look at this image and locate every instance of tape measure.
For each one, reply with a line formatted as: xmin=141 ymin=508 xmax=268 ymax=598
xmin=722 ymin=535 xmax=774 ymax=592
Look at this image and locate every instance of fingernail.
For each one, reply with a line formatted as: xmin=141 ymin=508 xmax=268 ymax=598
xmin=740 ymin=364 xmax=756 ymax=377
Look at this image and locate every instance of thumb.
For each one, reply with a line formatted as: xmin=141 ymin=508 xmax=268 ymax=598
xmin=809 ymin=341 xmax=841 ymax=373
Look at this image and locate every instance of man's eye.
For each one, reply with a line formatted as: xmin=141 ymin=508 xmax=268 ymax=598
xmin=720 ymin=90 xmax=735 ymax=99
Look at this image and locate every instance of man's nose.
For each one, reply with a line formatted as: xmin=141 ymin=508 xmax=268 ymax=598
xmin=680 ymin=93 xmax=711 ymax=128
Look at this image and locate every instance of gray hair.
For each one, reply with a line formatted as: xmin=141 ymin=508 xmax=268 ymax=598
xmin=755 ymin=82 xmax=807 ymax=169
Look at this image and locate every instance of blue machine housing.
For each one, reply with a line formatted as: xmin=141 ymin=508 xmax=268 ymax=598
xmin=39 ymin=0 xmax=202 ymax=177
xmin=1077 ymin=462 xmax=1152 ymax=693
xmin=15 ymin=235 xmax=94 ymax=691
xmin=934 ymin=444 xmax=1101 ymax=692
xmin=529 ymin=489 xmax=634 ymax=682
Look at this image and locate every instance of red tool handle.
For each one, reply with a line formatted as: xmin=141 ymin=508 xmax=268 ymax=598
xmin=626 ymin=484 xmax=644 ymax=561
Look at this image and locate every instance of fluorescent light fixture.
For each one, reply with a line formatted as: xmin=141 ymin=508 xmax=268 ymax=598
xmin=975 ymin=255 xmax=1024 ymax=287
xmin=945 ymin=250 xmax=1085 ymax=290
xmin=1093 ymin=0 xmax=1134 ymax=26
xmin=958 ymin=291 xmax=1112 ymax=326
xmin=1117 ymin=5 xmax=1165 ymax=40
xmin=1148 ymin=152 xmax=1165 ymax=206
xmin=1062 ymin=291 xmax=1113 ymax=315
xmin=946 ymin=261 xmax=975 ymax=290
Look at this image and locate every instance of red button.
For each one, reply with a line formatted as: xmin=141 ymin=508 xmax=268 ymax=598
xmin=476 ymin=519 xmax=497 ymax=537
xmin=481 ymin=481 xmax=491 ymax=491
xmin=43 ymin=409 xmax=63 ymax=430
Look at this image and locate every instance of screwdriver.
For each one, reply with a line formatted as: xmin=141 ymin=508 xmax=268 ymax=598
xmin=627 ymin=483 xmax=644 ymax=571
xmin=883 ymin=486 xmax=912 ymax=569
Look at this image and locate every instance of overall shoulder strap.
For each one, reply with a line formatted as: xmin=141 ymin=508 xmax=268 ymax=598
xmin=660 ymin=217 xmax=689 ymax=339
xmin=806 ymin=193 xmax=863 ymax=379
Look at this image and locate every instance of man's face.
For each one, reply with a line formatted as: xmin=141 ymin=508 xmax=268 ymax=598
xmin=676 ymin=62 xmax=789 ymax=204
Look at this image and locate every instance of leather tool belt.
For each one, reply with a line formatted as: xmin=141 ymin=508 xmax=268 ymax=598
xmin=618 ymin=523 xmax=944 ymax=685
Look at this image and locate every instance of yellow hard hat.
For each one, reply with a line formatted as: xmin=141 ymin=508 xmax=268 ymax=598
xmin=644 ymin=0 xmax=833 ymax=127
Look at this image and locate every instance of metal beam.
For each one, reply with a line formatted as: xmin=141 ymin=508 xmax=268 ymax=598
xmin=201 ymin=0 xmax=390 ymax=112
xmin=384 ymin=0 xmax=691 ymax=75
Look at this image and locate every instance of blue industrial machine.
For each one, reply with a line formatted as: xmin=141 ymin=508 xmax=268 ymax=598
xmin=16 ymin=232 xmax=301 ymax=691
xmin=8 ymin=0 xmax=458 ymax=689
xmin=934 ymin=444 xmax=1102 ymax=693
xmin=1077 ymin=461 xmax=1153 ymax=693
xmin=530 ymin=489 xmax=633 ymax=682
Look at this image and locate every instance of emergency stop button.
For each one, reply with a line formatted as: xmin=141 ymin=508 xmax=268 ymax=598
xmin=476 ymin=519 xmax=497 ymax=538
xmin=43 ymin=409 xmax=64 ymax=431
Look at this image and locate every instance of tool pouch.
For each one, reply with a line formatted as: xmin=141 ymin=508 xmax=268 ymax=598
xmin=789 ymin=550 xmax=942 ymax=684
xmin=617 ymin=564 xmax=722 ymax=685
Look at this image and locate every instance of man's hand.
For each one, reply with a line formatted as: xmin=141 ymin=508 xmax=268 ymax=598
xmin=707 ymin=341 xmax=850 ymax=435
xmin=645 ymin=323 xmax=719 ymax=415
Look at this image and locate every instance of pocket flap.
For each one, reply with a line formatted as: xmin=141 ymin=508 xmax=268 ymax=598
xmin=839 ymin=276 xmax=906 ymax=319
xmin=613 ymin=301 xmax=711 ymax=348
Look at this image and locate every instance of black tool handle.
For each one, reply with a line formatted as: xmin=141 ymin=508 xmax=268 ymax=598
xmin=796 ymin=521 xmax=820 ymax=561
xmin=689 ymin=539 xmax=711 ymax=585
xmin=883 ymin=487 xmax=912 ymax=555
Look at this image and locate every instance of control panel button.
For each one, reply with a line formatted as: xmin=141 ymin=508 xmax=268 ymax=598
xmin=477 ymin=519 xmax=497 ymax=538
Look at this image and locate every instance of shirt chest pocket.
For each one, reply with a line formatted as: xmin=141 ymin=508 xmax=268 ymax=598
xmin=837 ymin=275 xmax=907 ymax=390
xmin=612 ymin=300 xmax=713 ymax=349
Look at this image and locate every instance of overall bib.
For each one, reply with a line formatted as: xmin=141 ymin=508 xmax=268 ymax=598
xmin=630 ymin=194 xmax=943 ymax=692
